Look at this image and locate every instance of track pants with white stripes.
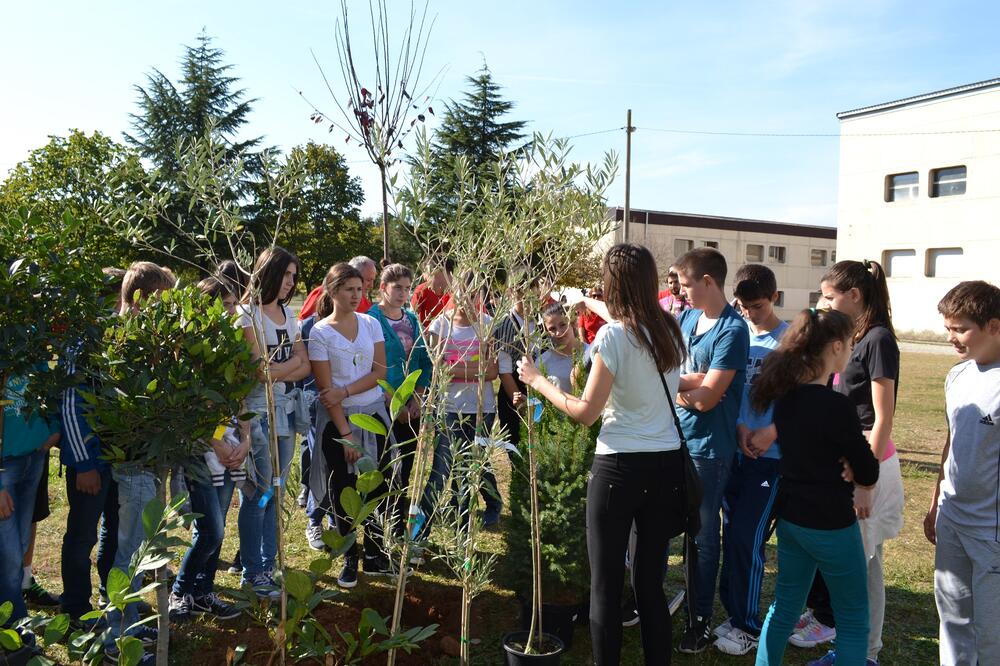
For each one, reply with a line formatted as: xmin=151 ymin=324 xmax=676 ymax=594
xmin=719 ymin=453 xmax=781 ymax=635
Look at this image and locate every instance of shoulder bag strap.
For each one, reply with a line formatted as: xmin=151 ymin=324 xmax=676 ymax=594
xmin=655 ymin=369 xmax=690 ymax=453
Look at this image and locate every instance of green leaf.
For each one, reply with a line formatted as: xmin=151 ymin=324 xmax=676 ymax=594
xmin=349 ymin=413 xmax=387 ymax=437
xmin=341 ymin=487 xmax=362 ymax=520
xmin=376 ymin=379 xmax=394 ymax=394
xmin=284 ymin=569 xmax=312 ymax=601
xmin=355 ymin=455 xmax=377 ymax=474
xmin=27 ymin=655 xmax=57 ymax=666
xmin=106 ymin=568 xmax=130 ymax=609
xmin=355 ymin=470 xmax=383 ymax=496
xmin=145 ymin=378 xmax=158 ymax=392
xmin=43 ymin=613 xmax=71 ymax=645
xmin=308 ymin=558 xmax=332 ymax=576
xmin=117 ymin=636 xmax=145 ymax=666
xmin=0 ymin=628 xmax=22 ymax=650
xmin=0 ymin=600 xmax=11 ymax=626
xmin=361 ymin=608 xmax=389 ymax=635
xmin=141 ymin=497 xmax=165 ymax=539
xmin=398 ymin=370 xmax=421 ymax=403
xmin=321 ymin=529 xmax=356 ymax=557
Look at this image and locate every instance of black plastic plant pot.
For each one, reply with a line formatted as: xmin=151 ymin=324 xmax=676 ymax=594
xmin=502 ymin=631 xmax=565 ymax=665
xmin=517 ymin=600 xmax=579 ymax=649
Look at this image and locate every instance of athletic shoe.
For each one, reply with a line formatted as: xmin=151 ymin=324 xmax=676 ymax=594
xmin=713 ymin=617 xmax=733 ymax=639
xmin=168 ymin=591 xmax=193 ymax=623
xmin=337 ymin=556 xmax=359 ymax=589
xmin=297 ymin=486 xmax=309 ymax=508
xmin=192 ymin=592 xmax=241 ymax=620
xmin=226 ymin=551 xmax=242 ymax=575
xmin=23 ymin=577 xmax=60 ymax=608
xmin=306 ymin=524 xmax=326 ymax=551
xmin=714 ymin=627 xmax=759 ymax=656
xmin=678 ymin=616 xmax=712 ymax=654
xmin=364 ymin=555 xmax=412 ymax=579
xmin=408 ymin=545 xmax=425 ymax=566
xmin=621 ymin=598 xmax=639 ymax=628
xmin=866 ymin=660 xmax=879 ymax=665
xmin=789 ymin=614 xmax=836 ymax=648
xmin=128 ymin=626 xmax=158 ymax=648
xmin=248 ymin=573 xmax=281 ymax=600
xmin=806 ymin=650 xmax=838 ymax=666
xmin=482 ymin=510 xmax=501 ymax=532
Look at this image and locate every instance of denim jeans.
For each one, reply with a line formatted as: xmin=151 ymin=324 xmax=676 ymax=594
xmin=238 ymin=414 xmax=294 ymax=580
xmin=108 ymin=469 xmax=158 ymax=637
xmin=60 ymin=467 xmax=118 ymax=618
xmin=172 ymin=464 xmax=230 ymax=597
xmin=691 ymin=454 xmax=734 ymax=618
xmin=418 ymin=412 xmax=500 ymax=536
xmin=0 ymin=450 xmax=45 ymax=623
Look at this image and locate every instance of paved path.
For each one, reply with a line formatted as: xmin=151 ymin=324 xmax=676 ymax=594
xmin=899 ymin=341 xmax=954 ymax=356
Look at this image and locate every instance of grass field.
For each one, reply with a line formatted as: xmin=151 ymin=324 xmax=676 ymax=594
xmin=28 ymin=351 xmax=957 ymax=664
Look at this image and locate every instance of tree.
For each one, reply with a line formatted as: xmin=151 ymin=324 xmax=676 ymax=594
xmin=125 ymin=31 xmax=264 ymax=263
xmin=251 ymin=142 xmax=367 ymax=288
xmin=0 ymin=130 xmax=143 ymax=268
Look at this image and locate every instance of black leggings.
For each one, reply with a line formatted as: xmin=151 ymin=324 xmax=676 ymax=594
xmin=319 ymin=417 xmax=391 ymax=560
xmin=587 ymin=450 xmax=684 ymax=666
xmin=389 ymin=417 xmax=418 ymax=538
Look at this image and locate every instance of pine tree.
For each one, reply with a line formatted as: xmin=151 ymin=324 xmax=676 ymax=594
xmin=420 ymin=64 xmax=528 ymax=228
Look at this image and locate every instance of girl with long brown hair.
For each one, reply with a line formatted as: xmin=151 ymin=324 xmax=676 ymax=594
xmin=518 ymin=243 xmax=700 ymax=666
xmin=753 ymin=308 xmax=879 ymax=666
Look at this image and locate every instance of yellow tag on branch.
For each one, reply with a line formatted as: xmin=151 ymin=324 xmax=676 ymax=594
xmin=213 ymin=424 xmax=228 ymax=440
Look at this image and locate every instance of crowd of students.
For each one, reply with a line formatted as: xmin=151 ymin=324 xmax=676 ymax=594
xmin=1 ymin=242 xmax=998 ymax=666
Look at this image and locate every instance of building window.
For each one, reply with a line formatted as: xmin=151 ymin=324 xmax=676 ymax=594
xmin=811 ymin=249 xmax=828 ymax=267
xmin=831 ymin=250 xmax=837 ymax=263
xmin=746 ymin=244 xmax=764 ymax=263
xmin=703 ymin=241 xmax=719 ymax=249
xmin=885 ymin=171 xmax=918 ymax=202
xmin=674 ymin=238 xmax=694 ymax=257
xmin=808 ymin=291 xmax=821 ymax=308
xmin=768 ymin=245 xmax=786 ymax=264
xmin=883 ymin=249 xmax=917 ymax=277
xmin=926 ymin=248 xmax=964 ymax=277
xmin=930 ymin=166 xmax=966 ymax=198
xmin=775 ymin=291 xmax=785 ymax=307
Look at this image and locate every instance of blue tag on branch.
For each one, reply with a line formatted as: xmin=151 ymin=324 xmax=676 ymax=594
xmin=528 ymin=398 xmax=543 ymax=423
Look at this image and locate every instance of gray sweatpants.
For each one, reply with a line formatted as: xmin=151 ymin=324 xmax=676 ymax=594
xmin=935 ymin=512 xmax=1000 ymax=666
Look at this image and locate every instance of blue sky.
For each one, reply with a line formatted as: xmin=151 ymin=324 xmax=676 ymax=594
xmin=3 ymin=0 xmax=999 ymax=227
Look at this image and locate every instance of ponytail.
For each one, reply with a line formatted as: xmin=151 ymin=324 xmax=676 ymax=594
xmin=316 ymin=262 xmax=363 ymax=319
xmin=821 ymin=259 xmax=895 ymax=342
xmin=751 ymin=308 xmax=854 ymax=412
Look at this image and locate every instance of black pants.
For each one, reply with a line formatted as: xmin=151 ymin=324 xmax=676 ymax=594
xmin=807 ymin=572 xmax=836 ymax=627
xmin=319 ymin=417 xmax=391 ymax=560
xmin=587 ymin=450 xmax=684 ymax=666
xmin=60 ymin=467 xmax=118 ymax=618
xmin=389 ymin=418 xmax=418 ymax=538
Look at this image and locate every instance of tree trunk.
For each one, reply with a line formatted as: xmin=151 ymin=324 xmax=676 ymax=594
xmin=380 ymin=163 xmax=391 ymax=265
xmin=523 ymin=318 xmax=544 ymax=654
xmin=262 ymin=371 xmax=287 ymax=666
xmin=155 ymin=468 xmax=170 ymax=666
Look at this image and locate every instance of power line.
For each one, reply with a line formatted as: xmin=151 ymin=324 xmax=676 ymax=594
xmin=636 ymin=126 xmax=1000 ymax=138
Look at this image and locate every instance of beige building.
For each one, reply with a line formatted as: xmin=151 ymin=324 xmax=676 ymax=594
xmin=836 ymin=77 xmax=1000 ymax=335
xmin=606 ymin=207 xmax=837 ymax=320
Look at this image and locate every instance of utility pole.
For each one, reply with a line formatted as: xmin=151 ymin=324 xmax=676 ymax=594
xmin=623 ymin=109 xmax=634 ymax=242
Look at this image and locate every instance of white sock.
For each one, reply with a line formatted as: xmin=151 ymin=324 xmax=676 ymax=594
xmin=21 ymin=565 xmax=32 ymax=590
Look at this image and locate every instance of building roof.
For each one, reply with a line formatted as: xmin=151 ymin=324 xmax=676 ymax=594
xmin=613 ymin=208 xmax=837 ymax=240
xmin=837 ymin=77 xmax=1000 ymax=120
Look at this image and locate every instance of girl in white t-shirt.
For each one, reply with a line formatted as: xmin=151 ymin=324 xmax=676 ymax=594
xmin=518 ymin=244 xmax=701 ymax=666
xmin=236 ymin=246 xmax=310 ymax=596
xmin=307 ymin=262 xmax=391 ymax=588
xmin=535 ymin=301 xmax=593 ymax=394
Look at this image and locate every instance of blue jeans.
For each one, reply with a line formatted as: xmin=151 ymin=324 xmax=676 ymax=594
xmin=108 ymin=469 xmax=158 ymax=638
xmin=691 ymin=454 xmax=734 ymax=618
xmin=0 ymin=450 xmax=45 ymax=623
xmin=238 ymin=415 xmax=294 ymax=579
xmin=418 ymin=412 xmax=501 ymax=536
xmin=172 ymin=465 xmax=233 ymax=597
xmin=60 ymin=467 xmax=118 ymax=618
xmin=756 ymin=519 xmax=869 ymax=666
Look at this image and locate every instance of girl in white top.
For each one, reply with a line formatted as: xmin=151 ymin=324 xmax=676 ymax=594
xmin=534 ymin=301 xmax=593 ymax=394
xmin=518 ymin=244 xmax=701 ymax=666
xmin=307 ymin=262 xmax=391 ymax=587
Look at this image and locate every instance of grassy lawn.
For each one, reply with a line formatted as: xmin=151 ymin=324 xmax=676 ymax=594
xmin=28 ymin=351 xmax=957 ymax=664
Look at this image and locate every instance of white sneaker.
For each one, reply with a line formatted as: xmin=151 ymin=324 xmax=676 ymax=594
xmin=306 ymin=524 xmax=325 ymax=551
xmin=789 ymin=612 xmax=836 ymax=648
xmin=713 ymin=617 xmax=733 ymax=639
xmin=715 ymin=627 xmax=759 ymax=656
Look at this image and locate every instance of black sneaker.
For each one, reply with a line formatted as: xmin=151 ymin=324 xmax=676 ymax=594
xmin=24 ymin=577 xmax=61 ymax=608
xmin=622 ymin=597 xmax=640 ymax=628
xmin=192 ymin=592 xmax=241 ymax=620
xmin=679 ymin=616 xmax=712 ymax=654
xmin=364 ymin=554 xmax=413 ymax=579
xmin=338 ymin=556 xmax=359 ymax=589
xmin=168 ymin=591 xmax=193 ymax=623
